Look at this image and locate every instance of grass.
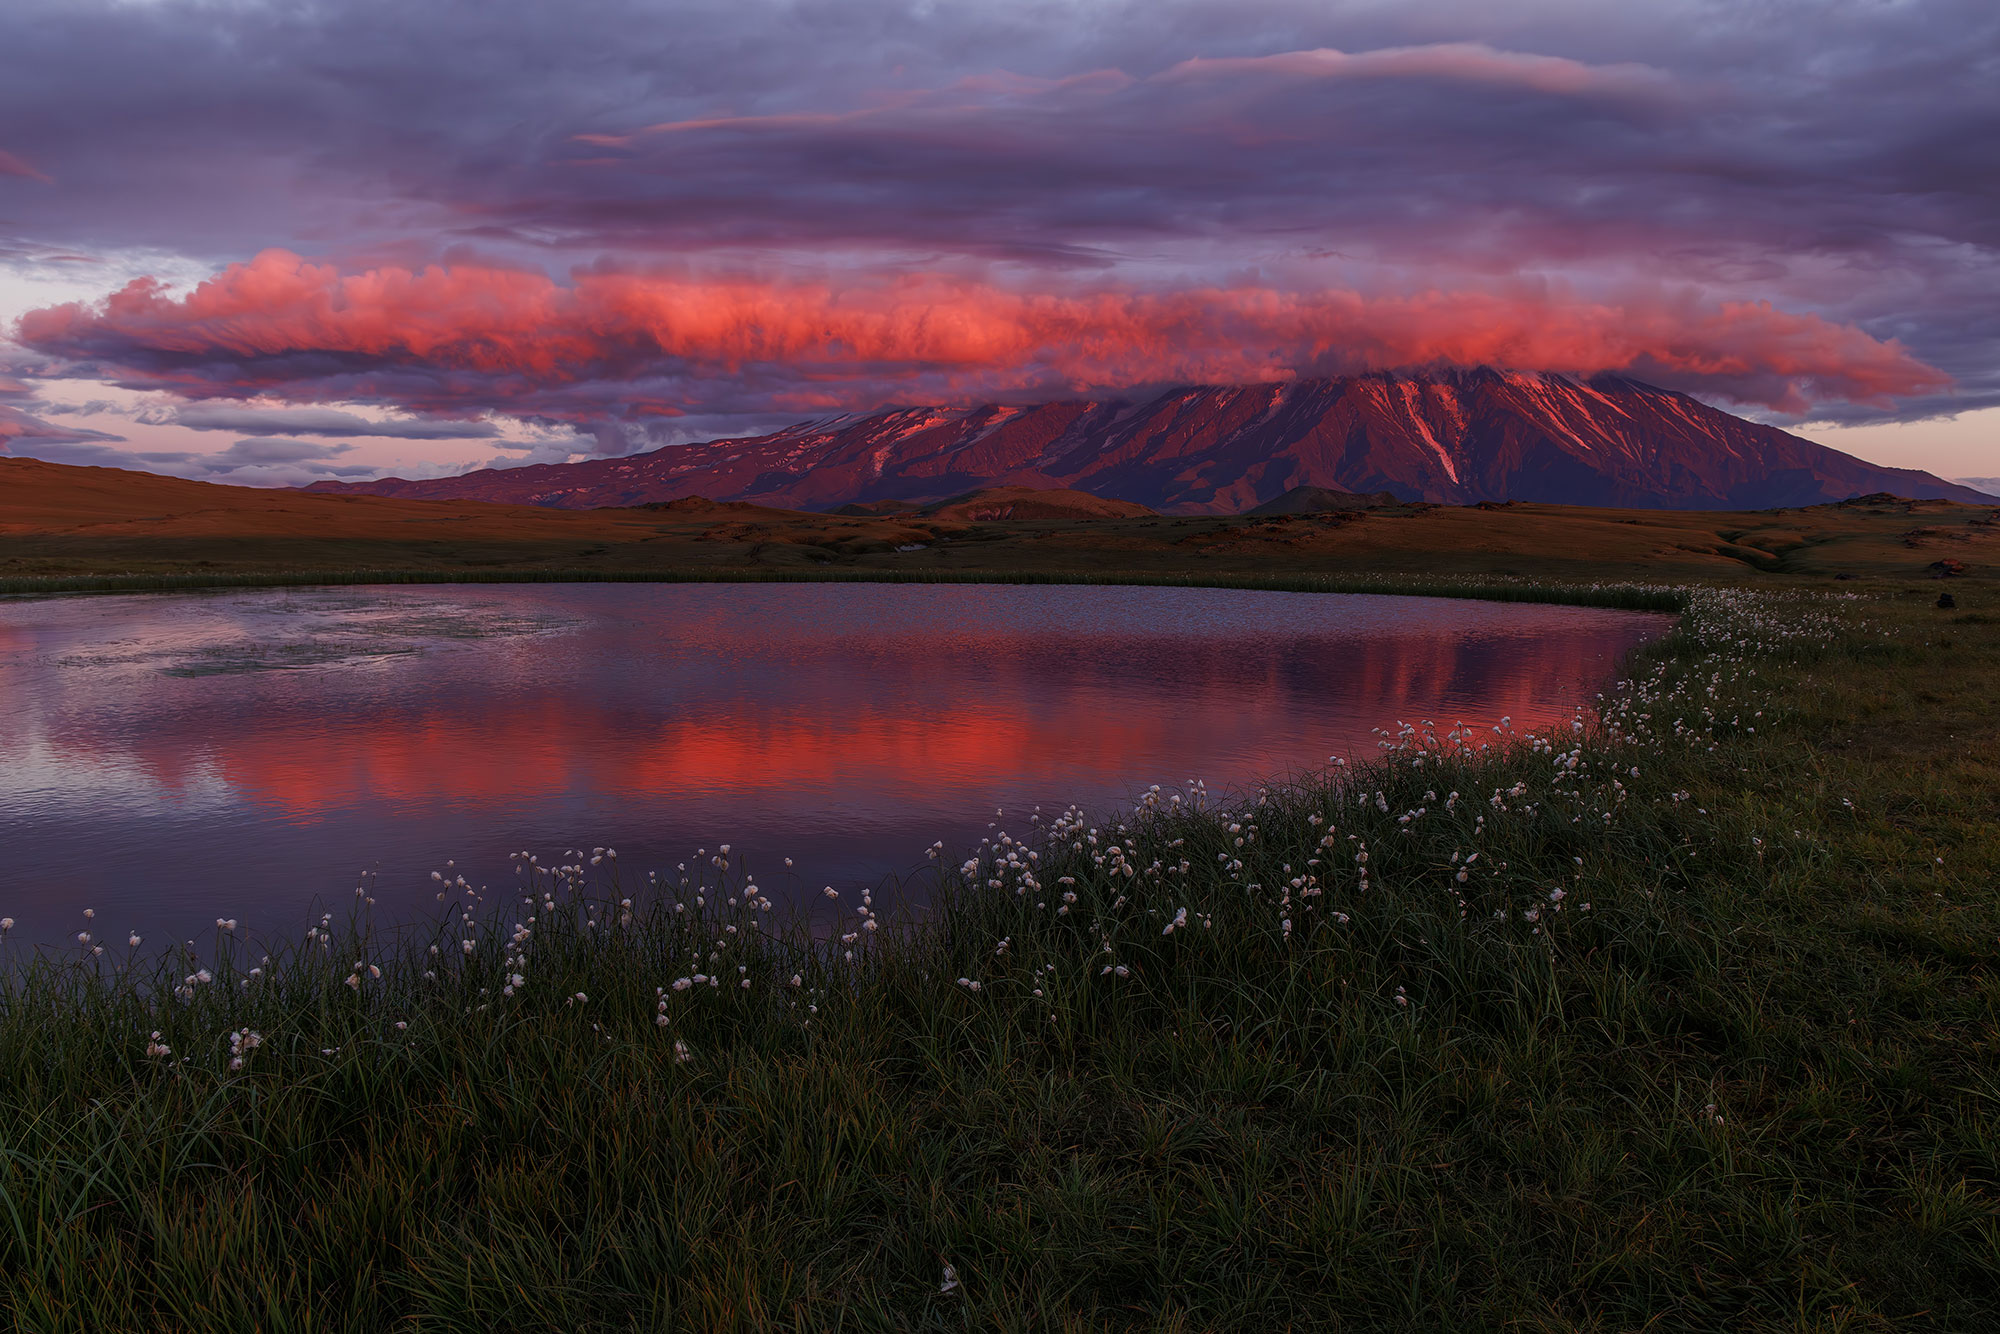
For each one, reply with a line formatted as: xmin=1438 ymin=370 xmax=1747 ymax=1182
xmin=1 ymin=579 xmax=1996 ymax=1330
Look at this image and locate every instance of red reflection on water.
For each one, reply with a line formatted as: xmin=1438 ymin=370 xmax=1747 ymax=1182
xmin=1 ymin=584 xmax=1670 ymax=940
xmin=61 ymin=625 xmax=1633 ymax=821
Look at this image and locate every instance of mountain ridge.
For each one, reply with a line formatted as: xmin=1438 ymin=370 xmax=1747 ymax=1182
xmin=304 ymin=368 xmax=1994 ymax=513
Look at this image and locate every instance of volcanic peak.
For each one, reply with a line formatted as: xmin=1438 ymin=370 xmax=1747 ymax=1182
xmin=303 ymin=368 xmax=1990 ymax=513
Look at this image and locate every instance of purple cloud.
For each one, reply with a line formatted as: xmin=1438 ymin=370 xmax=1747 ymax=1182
xmin=0 ymin=0 xmax=1994 ymax=442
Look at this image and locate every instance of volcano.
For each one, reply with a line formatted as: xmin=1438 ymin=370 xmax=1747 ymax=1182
xmin=305 ymin=369 xmax=1993 ymax=513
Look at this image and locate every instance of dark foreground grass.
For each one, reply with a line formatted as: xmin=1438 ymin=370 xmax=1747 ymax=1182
xmin=1 ymin=584 xmax=1996 ymax=1331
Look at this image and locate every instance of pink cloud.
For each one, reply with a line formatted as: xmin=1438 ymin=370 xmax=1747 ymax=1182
xmin=1154 ymin=44 xmax=1674 ymax=101
xmin=0 ymin=147 xmax=51 ymax=183
xmin=14 ymin=249 xmax=1948 ymax=424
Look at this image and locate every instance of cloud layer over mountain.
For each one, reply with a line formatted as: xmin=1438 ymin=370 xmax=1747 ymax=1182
xmin=0 ymin=0 xmax=1994 ymax=472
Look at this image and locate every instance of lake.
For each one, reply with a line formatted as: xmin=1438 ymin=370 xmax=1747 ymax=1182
xmin=0 ymin=582 xmax=1670 ymax=947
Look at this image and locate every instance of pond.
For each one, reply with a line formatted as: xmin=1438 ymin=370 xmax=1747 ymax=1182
xmin=0 ymin=582 xmax=1670 ymax=947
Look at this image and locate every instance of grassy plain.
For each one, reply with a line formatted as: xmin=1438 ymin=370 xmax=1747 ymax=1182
xmin=5 ymin=453 xmax=1998 ymax=591
xmin=1 ymin=458 xmax=1997 ymax=1329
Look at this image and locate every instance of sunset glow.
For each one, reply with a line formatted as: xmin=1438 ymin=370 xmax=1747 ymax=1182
xmin=0 ymin=1 xmax=1995 ymax=484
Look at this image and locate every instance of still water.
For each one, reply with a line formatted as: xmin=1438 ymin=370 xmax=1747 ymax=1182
xmin=1 ymin=583 xmax=1669 ymax=945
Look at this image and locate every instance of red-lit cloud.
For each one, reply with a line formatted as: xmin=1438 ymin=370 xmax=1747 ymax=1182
xmin=14 ymin=249 xmax=1946 ymax=425
xmin=1 ymin=0 xmax=1993 ymax=462
xmin=0 ymin=147 xmax=51 ymax=183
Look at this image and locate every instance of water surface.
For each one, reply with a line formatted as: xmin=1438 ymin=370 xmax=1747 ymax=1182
xmin=1 ymin=582 xmax=1668 ymax=945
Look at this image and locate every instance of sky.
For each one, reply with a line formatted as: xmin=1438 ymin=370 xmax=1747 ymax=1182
xmin=1 ymin=0 xmax=1996 ymax=488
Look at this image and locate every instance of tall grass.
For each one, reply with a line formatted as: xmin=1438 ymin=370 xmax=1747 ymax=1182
xmin=0 ymin=585 xmax=1993 ymax=1329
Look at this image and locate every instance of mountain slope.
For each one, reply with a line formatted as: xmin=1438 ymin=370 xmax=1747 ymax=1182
xmin=306 ymin=369 xmax=1993 ymax=512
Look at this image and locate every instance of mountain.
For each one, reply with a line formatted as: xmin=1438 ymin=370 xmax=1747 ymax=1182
xmin=304 ymin=368 xmax=1994 ymax=513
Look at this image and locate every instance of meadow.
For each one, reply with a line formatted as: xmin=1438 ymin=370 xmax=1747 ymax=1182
xmin=1 ymin=564 xmax=1995 ymax=1331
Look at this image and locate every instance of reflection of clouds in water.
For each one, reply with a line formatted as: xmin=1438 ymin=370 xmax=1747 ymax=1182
xmin=0 ymin=735 xmax=238 ymax=818
xmin=2 ymin=584 xmax=1668 ymax=939
xmin=14 ymin=585 xmax=1667 ymax=811
xmin=42 ymin=590 xmax=577 ymax=675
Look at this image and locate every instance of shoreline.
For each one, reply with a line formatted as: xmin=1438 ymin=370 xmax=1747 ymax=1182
xmin=1 ymin=564 xmax=1690 ymax=611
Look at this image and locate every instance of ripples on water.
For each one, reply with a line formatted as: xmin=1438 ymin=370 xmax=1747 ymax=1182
xmin=0 ymin=583 xmax=1670 ymax=945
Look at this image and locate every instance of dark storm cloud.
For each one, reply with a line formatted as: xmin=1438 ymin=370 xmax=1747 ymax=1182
xmin=1 ymin=0 xmax=1996 ymax=427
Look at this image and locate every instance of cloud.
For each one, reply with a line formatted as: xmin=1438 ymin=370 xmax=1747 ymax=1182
xmin=0 ymin=148 xmax=51 ymax=183
xmin=211 ymin=436 xmax=357 ymax=465
xmin=1152 ymin=43 xmax=1675 ymax=100
xmin=3 ymin=432 xmax=376 ymax=486
xmin=0 ymin=0 xmax=1995 ymax=430
xmin=12 ymin=249 xmax=1948 ymax=423
xmin=150 ymin=402 xmax=500 ymax=438
xmin=0 ymin=403 xmax=126 ymax=445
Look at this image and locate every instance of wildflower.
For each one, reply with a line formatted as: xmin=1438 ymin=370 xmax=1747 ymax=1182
xmin=790 ymin=974 xmax=803 ymax=987
xmin=673 ymin=1039 xmax=692 ymax=1063
xmin=0 ymin=919 xmax=11 ymax=932
xmin=128 ymin=933 xmax=142 ymax=948
xmin=940 ymin=1265 xmax=960 ymax=1295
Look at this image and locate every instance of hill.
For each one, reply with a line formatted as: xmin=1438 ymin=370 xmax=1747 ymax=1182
xmin=9 ymin=455 xmax=1998 ymax=592
xmin=915 ymin=487 xmax=1157 ymax=522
